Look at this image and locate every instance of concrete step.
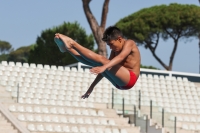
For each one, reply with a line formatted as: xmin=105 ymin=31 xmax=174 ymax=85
xmin=123 ymin=126 xmax=140 ymax=133
xmin=14 ymin=113 xmax=130 ymax=127
xmin=166 ymin=127 xmax=194 ymax=133
xmin=194 ymin=83 xmax=200 ymax=87
xmin=0 ymin=111 xmax=19 ymax=133
xmin=5 ymin=103 xmax=119 ymax=118
xmin=29 ymin=123 xmax=140 ymax=133
xmin=0 ymin=86 xmax=15 ymax=103
xmin=0 ymin=99 xmax=15 ymax=103
xmin=0 ymin=92 xmax=11 ymax=97
xmin=0 ymin=120 xmax=12 ymax=125
xmin=0 ymin=129 xmax=18 ymax=133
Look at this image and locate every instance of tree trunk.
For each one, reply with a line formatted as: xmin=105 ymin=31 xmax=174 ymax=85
xmin=82 ymin=0 xmax=109 ymax=57
xmin=168 ymin=39 xmax=178 ymax=71
xmin=146 ymin=37 xmax=179 ymax=71
xmin=145 ymin=36 xmax=170 ymax=70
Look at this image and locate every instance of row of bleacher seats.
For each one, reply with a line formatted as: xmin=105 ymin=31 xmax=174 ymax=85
xmin=140 ymin=93 xmax=200 ymax=108
xmin=16 ymin=93 xmax=112 ymax=101
xmin=10 ymin=98 xmax=200 ymax=115
xmin=0 ymin=66 xmax=191 ymax=84
xmin=142 ymin=97 xmax=198 ymax=105
xmin=140 ymin=73 xmax=188 ymax=81
xmin=4 ymin=83 xmax=199 ymax=106
xmin=137 ymin=79 xmax=194 ymax=86
xmin=144 ymin=100 xmax=199 ymax=109
xmin=141 ymin=91 xmax=199 ymax=99
xmin=170 ymin=115 xmax=200 ymax=123
xmin=3 ymin=81 xmax=198 ymax=96
xmin=137 ymin=81 xmax=196 ymax=87
xmin=3 ymin=87 xmax=199 ymax=112
xmin=27 ymin=123 xmax=128 ymax=133
xmin=141 ymin=87 xmax=197 ymax=93
xmin=9 ymin=105 xmax=104 ymax=116
xmin=4 ymin=85 xmax=113 ymax=97
xmin=2 ymin=80 xmax=197 ymax=93
xmin=139 ymin=86 xmax=198 ymax=93
xmin=15 ymin=97 xmax=110 ymax=105
xmin=0 ymin=71 xmax=94 ymax=79
xmin=0 ymin=68 xmax=96 ymax=79
xmin=14 ymin=98 xmax=96 ymax=107
xmin=1 ymin=61 xmax=68 ymax=71
xmin=2 ymin=81 xmax=112 ymax=92
xmin=10 ymin=90 xmax=198 ymax=107
xmin=114 ymin=97 xmax=200 ymax=110
xmin=158 ymin=107 xmax=200 ymax=115
xmin=180 ymin=124 xmax=200 ymax=131
xmin=0 ymin=71 xmax=111 ymax=87
xmin=17 ymin=115 xmax=115 ymax=125
xmin=0 ymin=61 xmax=190 ymax=81
xmin=1 ymin=73 xmax=194 ymax=88
xmin=6 ymin=86 xmax=113 ymax=95
xmin=16 ymin=92 xmax=112 ymax=99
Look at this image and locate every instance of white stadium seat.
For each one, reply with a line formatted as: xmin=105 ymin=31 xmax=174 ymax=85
xmin=23 ymin=63 xmax=29 ymax=68
xmin=16 ymin=62 xmax=22 ymax=67
xmin=45 ymin=125 xmax=54 ymax=132
xmin=36 ymin=124 xmax=45 ymax=132
xmin=27 ymin=124 xmax=36 ymax=131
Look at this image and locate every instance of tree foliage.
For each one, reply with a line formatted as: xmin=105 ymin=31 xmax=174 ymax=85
xmin=7 ymin=45 xmax=33 ymax=63
xmin=28 ymin=22 xmax=94 ymax=66
xmin=0 ymin=40 xmax=13 ymax=54
xmin=140 ymin=64 xmax=160 ymax=70
xmin=116 ymin=3 xmax=200 ymax=70
xmin=0 ymin=54 xmax=9 ymax=62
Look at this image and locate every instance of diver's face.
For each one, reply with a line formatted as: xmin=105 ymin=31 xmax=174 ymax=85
xmin=107 ymin=37 xmax=122 ymax=52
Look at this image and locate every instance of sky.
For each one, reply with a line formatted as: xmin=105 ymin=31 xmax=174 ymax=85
xmin=0 ymin=0 xmax=199 ymax=74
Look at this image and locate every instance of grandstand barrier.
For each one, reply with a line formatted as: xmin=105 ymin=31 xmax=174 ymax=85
xmin=134 ymin=105 xmax=136 ymax=125
xmin=17 ymin=83 xmax=19 ymax=103
xmin=146 ymin=114 xmax=148 ymax=133
xmin=162 ymin=108 xmax=164 ymax=128
xmin=111 ymin=88 xmax=162 ymax=133
xmin=142 ymin=100 xmax=176 ymax=133
xmin=174 ymin=116 xmax=177 ymax=133
xmin=122 ymin=98 xmax=125 ymax=117
xmin=150 ymin=100 xmax=152 ymax=119
xmin=139 ymin=90 xmax=141 ymax=110
xmin=112 ymin=88 xmax=114 ymax=109
xmin=113 ymin=89 xmax=177 ymax=133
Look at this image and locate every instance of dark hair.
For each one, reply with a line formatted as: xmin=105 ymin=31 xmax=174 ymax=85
xmin=102 ymin=26 xmax=123 ymax=42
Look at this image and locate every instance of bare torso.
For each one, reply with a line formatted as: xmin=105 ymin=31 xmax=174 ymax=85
xmin=113 ymin=39 xmax=141 ymax=77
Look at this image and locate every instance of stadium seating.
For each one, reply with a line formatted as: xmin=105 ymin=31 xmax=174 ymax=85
xmin=0 ymin=61 xmax=141 ymax=133
xmin=0 ymin=61 xmax=200 ymax=133
xmin=136 ymin=73 xmax=200 ymax=133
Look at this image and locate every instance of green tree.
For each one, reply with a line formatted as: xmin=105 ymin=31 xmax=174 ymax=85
xmin=7 ymin=45 xmax=34 ymax=63
xmin=140 ymin=64 xmax=160 ymax=70
xmin=116 ymin=3 xmax=200 ymax=71
xmin=0 ymin=40 xmax=13 ymax=54
xmin=28 ymin=22 xmax=94 ymax=66
xmin=0 ymin=54 xmax=9 ymax=62
xmin=82 ymin=0 xmax=109 ymax=57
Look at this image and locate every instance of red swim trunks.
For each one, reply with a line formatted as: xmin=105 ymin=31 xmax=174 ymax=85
xmin=116 ymin=70 xmax=138 ymax=90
